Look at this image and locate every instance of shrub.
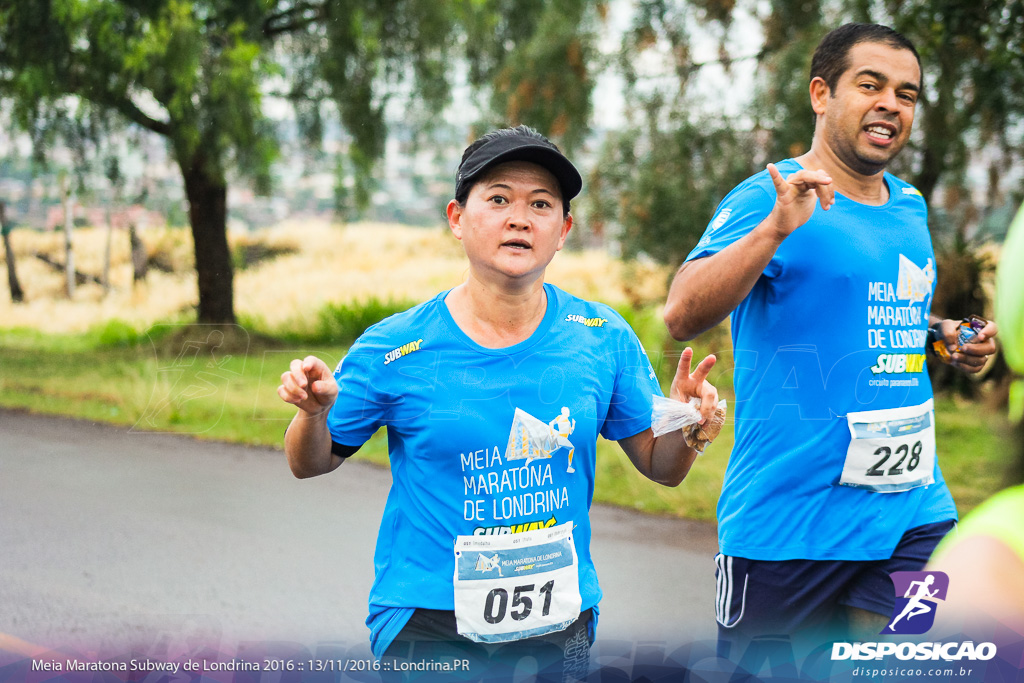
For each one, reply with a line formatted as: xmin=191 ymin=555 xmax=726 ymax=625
xmin=93 ymin=319 xmax=140 ymax=347
xmin=312 ymin=298 xmax=415 ymax=345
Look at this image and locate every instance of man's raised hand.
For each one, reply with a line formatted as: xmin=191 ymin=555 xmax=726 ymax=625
xmin=765 ymin=163 xmax=835 ymax=240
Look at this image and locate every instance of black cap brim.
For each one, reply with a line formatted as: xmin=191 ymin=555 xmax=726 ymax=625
xmin=456 ymin=137 xmax=583 ymax=204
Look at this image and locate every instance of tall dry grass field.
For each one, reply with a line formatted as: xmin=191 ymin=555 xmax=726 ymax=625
xmin=0 ymin=224 xmax=196 ymax=332
xmin=0 ymin=220 xmax=673 ymax=334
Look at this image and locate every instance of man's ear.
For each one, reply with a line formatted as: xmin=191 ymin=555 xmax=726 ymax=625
xmin=809 ymin=76 xmax=831 ymax=116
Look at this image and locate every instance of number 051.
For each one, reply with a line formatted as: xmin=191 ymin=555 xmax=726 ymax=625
xmin=483 ymin=580 xmax=555 ymax=624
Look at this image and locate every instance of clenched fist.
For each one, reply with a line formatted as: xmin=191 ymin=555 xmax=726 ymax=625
xmin=278 ymin=356 xmax=339 ymax=415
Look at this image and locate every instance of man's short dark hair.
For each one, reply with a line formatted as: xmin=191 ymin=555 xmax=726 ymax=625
xmin=810 ymin=23 xmax=922 ymax=94
xmin=455 ymin=125 xmax=573 ymax=217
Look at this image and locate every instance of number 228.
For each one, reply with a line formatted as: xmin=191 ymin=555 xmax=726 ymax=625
xmin=866 ymin=441 xmax=923 ymax=477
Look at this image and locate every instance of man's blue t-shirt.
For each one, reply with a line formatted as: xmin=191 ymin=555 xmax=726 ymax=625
xmin=685 ymin=159 xmax=957 ymax=562
xmin=327 ymin=283 xmax=662 ymax=656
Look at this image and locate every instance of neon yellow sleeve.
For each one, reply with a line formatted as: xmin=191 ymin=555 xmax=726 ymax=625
xmin=997 ymin=203 xmax=1024 ymax=374
xmin=935 ymin=486 xmax=1024 ymax=562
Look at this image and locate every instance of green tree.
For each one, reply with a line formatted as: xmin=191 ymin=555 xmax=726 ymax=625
xmin=753 ymin=0 xmax=1024 ymax=203
xmin=482 ymin=0 xmax=596 ymax=149
xmin=0 ymin=1 xmax=598 ymax=323
xmin=587 ymin=0 xmax=760 ymax=263
xmin=592 ymin=0 xmax=1024 ymax=271
xmin=590 ymin=108 xmax=758 ymax=266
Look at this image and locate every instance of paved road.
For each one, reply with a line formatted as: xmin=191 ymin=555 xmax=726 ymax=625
xmin=0 ymin=410 xmax=719 ymax=658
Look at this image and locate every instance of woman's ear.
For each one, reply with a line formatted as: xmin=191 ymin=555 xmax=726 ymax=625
xmin=447 ymin=199 xmax=464 ymax=241
xmin=555 ymin=213 xmax=573 ymax=251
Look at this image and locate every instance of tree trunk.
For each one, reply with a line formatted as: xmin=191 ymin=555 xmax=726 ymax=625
xmin=180 ymin=156 xmax=235 ymax=324
xmin=1 ymin=202 xmax=24 ymax=303
xmin=129 ymin=223 xmax=148 ymax=283
xmin=912 ymin=40 xmax=957 ymax=206
xmin=103 ymin=196 xmax=114 ymax=293
xmin=62 ymin=177 xmax=76 ymax=298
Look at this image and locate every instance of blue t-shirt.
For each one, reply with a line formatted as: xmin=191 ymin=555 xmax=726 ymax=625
xmin=685 ymin=159 xmax=957 ymax=562
xmin=327 ymin=283 xmax=661 ymax=656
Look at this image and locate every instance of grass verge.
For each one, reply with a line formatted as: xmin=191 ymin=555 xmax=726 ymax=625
xmin=0 ymin=316 xmax=1014 ymax=523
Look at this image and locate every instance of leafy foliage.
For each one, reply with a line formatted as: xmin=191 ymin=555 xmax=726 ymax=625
xmin=312 ymin=298 xmax=416 ymax=346
xmin=590 ymin=0 xmax=1023 ymax=366
xmin=484 ymin=0 xmax=597 ymax=150
xmin=586 ymin=0 xmax=760 ymax=265
xmin=590 ymin=113 xmax=758 ymax=266
xmin=0 ymin=1 xmax=598 ymax=323
xmin=749 ymin=0 xmax=1024 ymax=206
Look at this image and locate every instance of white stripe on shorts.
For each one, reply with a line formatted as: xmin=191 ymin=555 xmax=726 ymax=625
xmin=715 ymin=553 xmax=748 ymax=628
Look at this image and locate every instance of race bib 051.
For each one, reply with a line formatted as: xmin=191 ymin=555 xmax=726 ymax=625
xmin=453 ymin=522 xmax=581 ymax=643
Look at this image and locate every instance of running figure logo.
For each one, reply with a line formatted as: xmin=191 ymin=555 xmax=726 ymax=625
xmin=505 ymin=407 xmax=577 ymax=473
xmin=135 ymin=325 xmax=247 ymax=434
xmin=896 ymin=254 xmax=935 ymax=305
xmin=549 ymin=407 xmax=576 ymax=473
xmin=884 ymin=571 xmax=949 ymax=635
xmin=475 ymin=553 xmax=503 ymax=577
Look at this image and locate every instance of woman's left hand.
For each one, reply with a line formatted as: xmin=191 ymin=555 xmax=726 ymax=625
xmin=669 ymin=347 xmax=718 ymax=425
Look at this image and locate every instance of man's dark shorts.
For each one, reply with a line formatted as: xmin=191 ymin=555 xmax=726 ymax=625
xmin=381 ymin=607 xmax=593 ymax=682
xmin=715 ymin=519 xmax=956 ymax=657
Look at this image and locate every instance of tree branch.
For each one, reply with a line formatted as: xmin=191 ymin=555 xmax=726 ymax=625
xmin=264 ymin=1 xmax=323 ymax=24
xmin=263 ymin=2 xmax=325 ymax=38
xmin=627 ymin=49 xmax=768 ymax=82
xmin=0 ymin=71 xmax=171 ymax=138
xmin=105 ymin=94 xmax=173 ymax=137
xmin=62 ymin=62 xmax=174 ymax=137
xmin=264 ymin=89 xmax=326 ymax=102
xmin=35 ymin=252 xmax=104 ymax=286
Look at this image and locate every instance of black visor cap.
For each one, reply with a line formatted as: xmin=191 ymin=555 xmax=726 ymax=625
xmin=455 ymin=136 xmax=583 ymax=205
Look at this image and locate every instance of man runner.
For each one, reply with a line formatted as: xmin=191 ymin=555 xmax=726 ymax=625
xmin=663 ymin=23 xmax=999 ymax=652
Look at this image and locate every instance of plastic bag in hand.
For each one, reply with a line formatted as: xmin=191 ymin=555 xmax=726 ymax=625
xmin=651 ymin=396 xmax=728 ymax=453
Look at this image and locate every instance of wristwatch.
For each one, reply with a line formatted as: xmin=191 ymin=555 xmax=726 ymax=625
xmin=927 ymin=321 xmax=952 ymax=362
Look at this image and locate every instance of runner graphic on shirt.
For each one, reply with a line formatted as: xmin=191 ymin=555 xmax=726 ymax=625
xmin=505 ymin=407 xmax=576 ymax=473
xmin=549 ymin=407 xmax=576 ymax=473
xmin=887 ymin=574 xmax=938 ymax=631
